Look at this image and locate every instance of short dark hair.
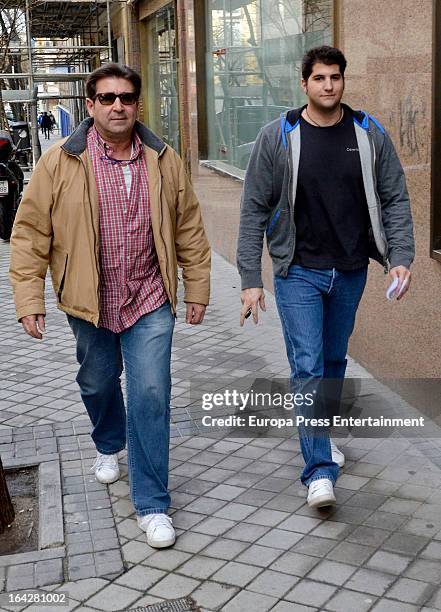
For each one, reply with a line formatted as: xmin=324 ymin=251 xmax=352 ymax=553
xmin=85 ymin=63 xmax=141 ymax=100
xmin=301 ymin=46 xmax=347 ymax=81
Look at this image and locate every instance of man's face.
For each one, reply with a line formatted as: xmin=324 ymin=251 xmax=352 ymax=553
xmin=86 ymin=76 xmax=138 ymax=140
xmin=301 ymin=62 xmax=344 ymax=111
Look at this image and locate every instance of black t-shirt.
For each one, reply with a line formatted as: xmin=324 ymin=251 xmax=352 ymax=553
xmin=293 ymin=113 xmax=370 ymax=270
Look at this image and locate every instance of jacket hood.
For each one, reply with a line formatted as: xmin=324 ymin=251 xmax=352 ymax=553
xmin=61 ymin=117 xmax=166 ymax=156
xmin=280 ymin=103 xmax=385 ymax=149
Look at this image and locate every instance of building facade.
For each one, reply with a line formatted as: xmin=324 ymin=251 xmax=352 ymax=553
xmin=131 ymin=0 xmax=439 ymax=378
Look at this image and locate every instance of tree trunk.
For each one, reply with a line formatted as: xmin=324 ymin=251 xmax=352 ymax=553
xmin=0 ymin=456 xmax=14 ymax=533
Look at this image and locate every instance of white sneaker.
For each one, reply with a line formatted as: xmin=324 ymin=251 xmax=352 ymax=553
xmin=330 ymin=439 xmax=345 ymax=468
xmin=91 ymin=451 xmax=120 ymax=484
xmin=307 ymin=478 xmax=336 ymax=508
xmin=137 ymin=513 xmax=176 ymax=548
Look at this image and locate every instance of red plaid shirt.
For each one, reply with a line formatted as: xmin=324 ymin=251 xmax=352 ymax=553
xmin=87 ymin=126 xmax=167 ymax=333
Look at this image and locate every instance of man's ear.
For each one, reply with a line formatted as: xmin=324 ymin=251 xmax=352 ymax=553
xmin=85 ymin=98 xmax=95 ymax=118
xmin=301 ymin=79 xmax=307 ymax=95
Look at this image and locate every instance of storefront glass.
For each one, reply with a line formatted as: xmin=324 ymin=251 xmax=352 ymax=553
xmin=205 ymin=0 xmax=333 ymax=170
xmin=146 ymin=4 xmax=180 ymax=153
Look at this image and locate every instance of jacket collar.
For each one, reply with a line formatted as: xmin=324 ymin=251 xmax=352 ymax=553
xmin=285 ymin=103 xmax=365 ymax=127
xmin=61 ymin=117 xmax=166 ymax=156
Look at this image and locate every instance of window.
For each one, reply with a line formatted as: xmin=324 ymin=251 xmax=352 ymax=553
xmin=204 ymin=0 xmax=333 ymax=171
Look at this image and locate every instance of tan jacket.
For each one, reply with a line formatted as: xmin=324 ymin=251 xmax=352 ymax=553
xmin=9 ymin=119 xmax=211 ymax=325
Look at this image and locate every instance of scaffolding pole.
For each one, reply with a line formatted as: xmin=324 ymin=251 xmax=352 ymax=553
xmin=25 ymin=0 xmax=41 ymax=164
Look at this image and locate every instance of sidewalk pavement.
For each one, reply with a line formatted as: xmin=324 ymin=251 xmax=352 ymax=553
xmin=1 ymin=140 xmax=441 ymax=611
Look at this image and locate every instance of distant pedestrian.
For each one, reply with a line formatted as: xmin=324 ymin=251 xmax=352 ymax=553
xmin=48 ymin=112 xmax=57 ymax=133
xmin=40 ymin=112 xmax=52 ymax=140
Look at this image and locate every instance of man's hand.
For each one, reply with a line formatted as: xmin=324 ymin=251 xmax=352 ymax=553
xmin=21 ymin=314 xmax=46 ymax=339
xmin=186 ymin=303 xmax=206 ymax=325
xmin=240 ymin=288 xmax=266 ymax=326
xmin=389 ymin=266 xmax=412 ymax=301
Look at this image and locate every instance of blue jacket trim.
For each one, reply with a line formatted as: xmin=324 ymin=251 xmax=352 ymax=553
xmin=368 ymin=114 xmax=386 ymax=134
xmin=353 ymin=111 xmax=386 ymax=134
xmin=280 ymin=113 xmax=300 ymax=150
xmin=267 ymin=209 xmax=281 ymax=235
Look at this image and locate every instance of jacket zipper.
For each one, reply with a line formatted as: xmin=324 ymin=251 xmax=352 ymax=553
xmin=157 ymin=146 xmax=174 ymax=313
xmin=287 ymin=131 xmax=296 ymax=275
xmin=64 ymin=150 xmax=101 ymax=317
xmin=366 ymin=130 xmax=389 ymax=274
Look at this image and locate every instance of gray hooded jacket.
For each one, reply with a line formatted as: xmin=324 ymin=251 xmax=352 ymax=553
xmin=237 ymin=104 xmax=415 ymax=289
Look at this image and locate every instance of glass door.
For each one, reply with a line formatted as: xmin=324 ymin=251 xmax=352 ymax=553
xmin=146 ymin=4 xmax=180 ymax=153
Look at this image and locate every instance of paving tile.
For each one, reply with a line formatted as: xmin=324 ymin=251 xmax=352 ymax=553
xmin=404 ymin=518 xmax=441 ymax=538
xmin=201 ymin=538 xmax=249 ymax=561
xmin=346 ymin=525 xmax=390 ymax=547
xmin=383 ymin=532 xmax=429 ymax=556
xmin=60 ymin=578 xmax=109 ymax=602
xmin=223 ymin=589 xmax=278 ymax=612
xmin=178 ymin=555 xmax=226 ymax=580
xmin=421 ymin=541 xmax=441 ymax=561
xmin=190 ymin=580 xmax=239 ymax=610
xmin=308 ymin=559 xmax=356 ymax=586
xmin=285 ymin=579 xmax=337 ymax=607
xmin=142 ymin=549 xmax=191 ymax=572
xmin=404 ymin=559 xmax=441 ymax=583
xmin=310 ymin=520 xmax=354 ymax=540
xmin=292 ymin=535 xmax=337 ymax=558
xmin=205 ymin=484 xmax=245 ymax=501
xmin=370 ymin=600 xmax=420 ymax=612
xmin=173 ymin=531 xmax=215 ymax=554
xmin=345 ymin=568 xmax=397 ymax=596
xmin=235 ymin=544 xmax=284 ymax=568
xmin=270 ymin=551 xmax=320 ymax=577
xmin=121 ymin=540 xmax=154 ymax=564
xmin=192 ymin=516 xmax=236 ymax=536
xmin=277 ymin=514 xmax=322 ymax=534
xmin=246 ymin=569 xmax=299 ymax=598
xmin=364 ymin=510 xmax=407 ymax=531
xmin=324 ymin=588 xmax=376 ymax=612
xmin=378 ymin=498 xmax=422 ymax=515
xmin=254 ymin=528 xmax=303 ymax=550
xmin=114 ymin=565 xmax=165 ymax=590
xmin=224 ymin=522 xmax=270 ymax=543
xmin=85 ymin=584 xmax=140 ymax=611
xmin=270 ymin=602 xmax=315 ymax=612
xmin=211 ymin=561 xmax=262 ymax=587
xmin=387 ymin=577 xmax=436 ymax=605
xmin=213 ymin=502 xmax=257 ymax=521
xmin=243 ymin=508 xmax=290 ymax=527
xmin=327 ymin=541 xmax=376 ymax=565
xmin=148 ymin=573 xmax=201 ymax=599
xmin=183 ymin=497 xmax=227 ymax=515
xmin=366 ymin=550 xmax=412 ymax=574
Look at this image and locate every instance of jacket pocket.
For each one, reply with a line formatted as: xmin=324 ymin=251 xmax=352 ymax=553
xmin=57 ymin=253 xmax=68 ymax=301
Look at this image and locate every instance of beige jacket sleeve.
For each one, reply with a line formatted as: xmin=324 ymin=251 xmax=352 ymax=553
xmin=9 ymin=156 xmax=53 ymax=321
xmin=174 ymin=154 xmax=211 ymax=306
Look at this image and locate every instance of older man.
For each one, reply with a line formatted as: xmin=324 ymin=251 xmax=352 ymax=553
xmin=10 ymin=63 xmax=210 ymax=548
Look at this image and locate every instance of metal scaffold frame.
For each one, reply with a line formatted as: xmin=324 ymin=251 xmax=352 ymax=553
xmin=0 ymin=0 xmax=118 ymax=164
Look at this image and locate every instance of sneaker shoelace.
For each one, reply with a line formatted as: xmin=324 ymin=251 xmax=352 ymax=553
xmin=91 ymin=453 xmax=117 ymax=472
xmin=309 ymin=480 xmax=329 ymax=495
xmin=147 ymin=515 xmax=173 ymax=534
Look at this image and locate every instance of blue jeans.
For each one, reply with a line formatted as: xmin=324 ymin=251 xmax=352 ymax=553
xmin=274 ymin=265 xmax=368 ymax=487
xmin=67 ymin=302 xmax=175 ymax=515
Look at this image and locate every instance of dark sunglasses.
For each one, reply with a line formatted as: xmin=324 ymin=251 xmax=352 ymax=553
xmin=93 ymin=92 xmax=138 ymax=106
